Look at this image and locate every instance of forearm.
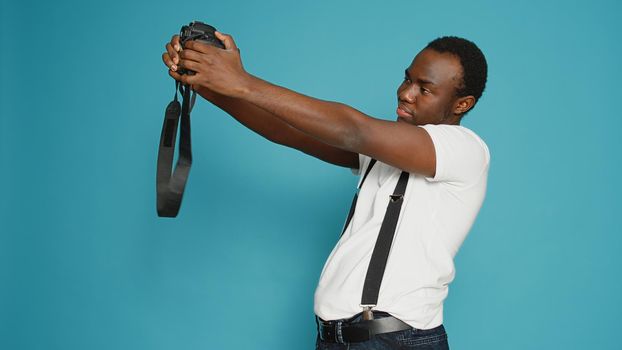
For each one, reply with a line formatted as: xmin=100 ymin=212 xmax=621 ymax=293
xmin=194 ymin=85 xmax=299 ymax=145
xmin=236 ymin=74 xmax=363 ymax=152
xmin=194 ymin=84 xmax=360 ymax=169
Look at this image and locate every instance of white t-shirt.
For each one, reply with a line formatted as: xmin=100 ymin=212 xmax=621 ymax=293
xmin=314 ymin=124 xmax=490 ymax=329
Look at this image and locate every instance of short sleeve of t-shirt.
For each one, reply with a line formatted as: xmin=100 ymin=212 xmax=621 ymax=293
xmin=420 ymin=124 xmax=490 ymax=186
xmin=351 ymin=153 xmax=373 ymax=187
xmin=350 ymin=153 xmax=371 ymax=176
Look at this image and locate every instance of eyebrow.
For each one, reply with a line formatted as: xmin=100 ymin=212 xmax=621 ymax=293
xmin=404 ymin=69 xmax=436 ymax=86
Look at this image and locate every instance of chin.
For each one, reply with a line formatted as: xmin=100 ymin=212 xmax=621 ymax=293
xmin=397 ymin=116 xmax=417 ymax=125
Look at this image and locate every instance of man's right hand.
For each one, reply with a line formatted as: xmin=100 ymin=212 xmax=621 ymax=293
xmin=162 ymin=35 xmax=183 ymax=82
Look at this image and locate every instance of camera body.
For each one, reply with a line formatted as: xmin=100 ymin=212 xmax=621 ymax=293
xmin=178 ymin=21 xmax=225 ymax=75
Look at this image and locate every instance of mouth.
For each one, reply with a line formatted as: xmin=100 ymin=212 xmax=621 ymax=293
xmin=396 ymin=105 xmax=414 ymax=122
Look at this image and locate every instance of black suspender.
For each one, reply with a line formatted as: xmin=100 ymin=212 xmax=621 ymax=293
xmin=361 ymin=170 xmax=409 ymax=319
xmin=340 ymin=159 xmax=377 ymax=237
xmin=339 ymin=158 xmax=410 ymax=320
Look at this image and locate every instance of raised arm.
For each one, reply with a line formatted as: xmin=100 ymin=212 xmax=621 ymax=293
xmin=162 ymin=35 xmax=358 ymax=169
xmin=176 ymin=33 xmax=443 ymax=177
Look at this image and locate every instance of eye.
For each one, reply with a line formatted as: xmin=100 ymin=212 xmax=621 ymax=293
xmin=403 ymin=76 xmax=411 ymax=83
xmin=421 ymin=87 xmax=431 ymax=95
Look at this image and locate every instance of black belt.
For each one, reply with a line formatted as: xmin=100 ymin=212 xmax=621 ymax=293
xmin=316 ymin=311 xmax=412 ymax=343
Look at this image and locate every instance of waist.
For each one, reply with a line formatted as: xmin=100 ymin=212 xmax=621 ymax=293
xmin=315 ymin=311 xmax=414 ymax=343
xmin=314 ymin=287 xmax=447 ymax=329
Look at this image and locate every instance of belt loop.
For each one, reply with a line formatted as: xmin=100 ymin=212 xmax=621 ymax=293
xmin=315 ymin=316 xmax=320 ymax=339
xmin=336 ymin=320 xmax=345 ymax=344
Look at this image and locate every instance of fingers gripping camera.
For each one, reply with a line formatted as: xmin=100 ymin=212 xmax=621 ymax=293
xmin=178 ymin=21 xmax=225 ymax=75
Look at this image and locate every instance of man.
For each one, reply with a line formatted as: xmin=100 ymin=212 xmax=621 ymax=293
xmin=162 ymin=32 xmax=489 ymax=349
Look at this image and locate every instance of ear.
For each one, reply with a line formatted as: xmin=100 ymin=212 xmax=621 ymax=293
xmin=453 ymin=95 xmax=476 ymax=115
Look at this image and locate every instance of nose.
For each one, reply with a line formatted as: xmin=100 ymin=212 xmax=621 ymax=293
xmin=398 ymin=83 xmax=417 ymax=104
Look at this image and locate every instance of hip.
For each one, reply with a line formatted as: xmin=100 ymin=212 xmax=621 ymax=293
xmin=315 ymin=311 xmax=449 ymax=350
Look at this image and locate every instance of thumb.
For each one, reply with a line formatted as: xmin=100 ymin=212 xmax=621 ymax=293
xmin=215 ymin=31 xmax=238 ymax=51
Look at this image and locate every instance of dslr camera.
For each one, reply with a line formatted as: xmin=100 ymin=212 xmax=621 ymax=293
xmin=178 ymin=21 xmax=225 ymax=75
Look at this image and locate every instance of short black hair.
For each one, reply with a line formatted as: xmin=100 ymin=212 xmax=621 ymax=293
xmin=425 ymin=36 xmax=488 ymax=106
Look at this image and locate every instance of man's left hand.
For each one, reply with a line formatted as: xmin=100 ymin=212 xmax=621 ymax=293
xmin=178 ymin=31 xmax=249 ymax=97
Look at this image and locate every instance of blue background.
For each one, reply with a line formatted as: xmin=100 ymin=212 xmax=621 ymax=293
xmin=1 ymin=0 xmax=621 ymax=348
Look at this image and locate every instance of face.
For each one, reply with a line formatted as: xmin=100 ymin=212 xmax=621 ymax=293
xmin=396 ymin=48 xmax=465 ymax=126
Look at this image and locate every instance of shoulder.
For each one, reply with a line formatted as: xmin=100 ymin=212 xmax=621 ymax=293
xmin=421 ymin=124 xmax=489 ymax=154
xmin=419 ymin=124 xmax=490 ymax=185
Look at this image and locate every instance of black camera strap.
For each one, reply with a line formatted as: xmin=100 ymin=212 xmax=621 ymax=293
xmin=338 ymin=158 xmax=411 ymax=320
xmin=156 ymin=81 xmax=197 ymax=217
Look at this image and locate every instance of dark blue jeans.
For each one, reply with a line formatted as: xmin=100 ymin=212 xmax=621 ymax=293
xmin=315 ymin=312 xmax=449 ymax=350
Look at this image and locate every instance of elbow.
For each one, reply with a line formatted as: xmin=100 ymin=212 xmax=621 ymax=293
xmin=332 ymin=102 xmax=365 ymax=152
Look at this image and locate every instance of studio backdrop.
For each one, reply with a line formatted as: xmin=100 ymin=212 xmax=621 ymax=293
xmin=1 ymin=0 xmax=621 ymax=349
